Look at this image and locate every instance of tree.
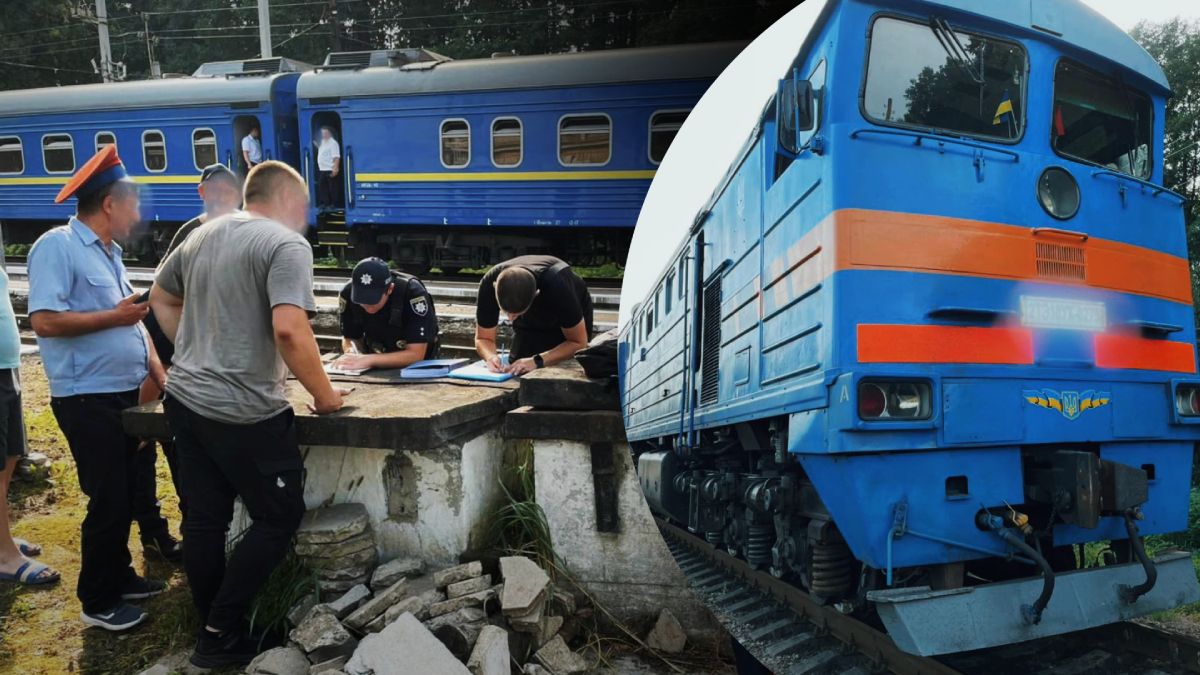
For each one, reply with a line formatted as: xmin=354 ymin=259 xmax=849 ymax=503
xmin=1131 ymin=19 xmax=1200 ymax=321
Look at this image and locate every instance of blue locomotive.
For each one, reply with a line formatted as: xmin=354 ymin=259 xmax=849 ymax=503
xmin=0 ymin=44 xmax=740 ymax=267
xmin=621 ymin=0 xmax=1200 ymax=655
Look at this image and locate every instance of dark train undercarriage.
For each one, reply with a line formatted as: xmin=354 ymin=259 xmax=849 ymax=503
xmin=634 ymin=417 xmax=1161 ymax=623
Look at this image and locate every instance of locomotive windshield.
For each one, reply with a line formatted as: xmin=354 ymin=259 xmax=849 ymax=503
xmin=863 ymin=16 xmax=1026 ymax=141
xmin=1052 ymin=60 xmax=1152 ymax=179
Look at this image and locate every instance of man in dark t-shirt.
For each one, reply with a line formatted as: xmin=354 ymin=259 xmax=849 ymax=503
xmin=333 ymin=258 xmax=440 ymax=371
xmin=474 ymin=255 xmax=593 ymax=375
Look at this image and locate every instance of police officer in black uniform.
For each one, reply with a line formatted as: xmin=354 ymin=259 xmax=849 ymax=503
xmin=474 ymin=255 xmax=593 ymax=376
xmin=334 ymin=258 xmax=440 ymax=371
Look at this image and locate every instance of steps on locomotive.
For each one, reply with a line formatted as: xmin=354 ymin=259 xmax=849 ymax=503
xmin=315 ymin=210 xmax=348 ymax=248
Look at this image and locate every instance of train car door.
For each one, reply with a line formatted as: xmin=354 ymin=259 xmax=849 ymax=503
xmin=309 ymin=112 xmax=345 ymax=211
xmin=232 ymin=114 xmax=263 ymax=176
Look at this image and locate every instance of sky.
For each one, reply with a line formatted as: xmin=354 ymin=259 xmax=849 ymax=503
xmin=617 ymin=0 xmax=1200 ymax=326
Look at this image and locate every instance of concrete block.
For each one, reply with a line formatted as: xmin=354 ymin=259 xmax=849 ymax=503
xmin=434 ymin=561 xmax=483 ymax=588
xmin=506 ymin=595 xmax=545 ymax=635
xmin=287 ymin=592 xmax=320 ymax=627
xmin=499 ymin=556 xmax=549 ymax=614
xmin=428 ymin=589 xmax=496 ymax=618
xmin=297 ymin=503 xmax=371 ymax=545
xmin=430 ymin=620 xmax=486 ymax=661
xmin=370 ymin=557 xmax=426 ymax=591
xmin=346 ymin=612 xmax=470 ymax=675
xmin=295 ymin=531 xmax=377 ymax=558
xmin=534 ymin=635 xmax=588 ymax=674
xmin=344 ymin=578 xmax=408 ymax=630
xmin=533 ymin=438 xmax=723 ymax=640
xmin=503 ymin=407 xmax=626 ymax=443
xmin=305 ymin=545 xmax=379 ymax=573
xmin=645 ymin=608 xmax=686 ymax=653
xmin=318 ymin=574 xmax=372 ymax=597
xmin=309 ymin=655 xmax=348 ymax=674
xmin=426 ymin=606 xmax=487 ymax=632
xmin=327 ymin=584 xmax=371 ymax=620
xmin=467 ymin=625 xmax=510 ymax=675
xmin=446 ymin=574 xmax=492 ymax=599
xmin=246 ymin=646 xmax=309 ymax=675
xmin=290 ymin=612 xmax=359 ymax=663
xmin=518 ymin=361 xmax=618 ymax=411
xmin=537 ymin=615 xmax=564 ymax=648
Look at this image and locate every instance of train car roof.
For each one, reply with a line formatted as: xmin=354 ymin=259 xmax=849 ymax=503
xmin=0 ymin=72 xmax=298 ymax=118
xmin=296 ymin=41 xmax=747 ymax=99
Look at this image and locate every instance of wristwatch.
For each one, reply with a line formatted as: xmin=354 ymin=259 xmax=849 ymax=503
xmin=533 ymin=353 xmax=545 ymax=369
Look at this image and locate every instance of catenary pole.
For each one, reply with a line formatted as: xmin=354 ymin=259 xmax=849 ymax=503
xmin=258 ymin=0 xmax=273 ymax=58
xmin=95 ymin=0 xmax=113 ymax=82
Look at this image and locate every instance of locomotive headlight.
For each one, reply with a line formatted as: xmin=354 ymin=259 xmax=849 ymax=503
xmin=1176 ymin=385 xmax=1200 ymax=416
xmin=858 ymin=381 xmax=932 ymax=420
xmin=1037 ymin=167 xmax=1081 ymax=220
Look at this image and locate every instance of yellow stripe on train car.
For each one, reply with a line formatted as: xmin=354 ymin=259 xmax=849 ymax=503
xmin=354 ymin=170 xmax=657 ymax=182
xmin=0 ymin=175 xmax=200 ymax=186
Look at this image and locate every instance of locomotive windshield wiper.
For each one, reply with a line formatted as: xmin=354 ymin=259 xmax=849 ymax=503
xmin=930 ymin=17 xmax=986 ymax=85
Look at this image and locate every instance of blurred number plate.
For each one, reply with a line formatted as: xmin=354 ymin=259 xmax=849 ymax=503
xmin=1020 ymin=296 xmax=1106 ymax=331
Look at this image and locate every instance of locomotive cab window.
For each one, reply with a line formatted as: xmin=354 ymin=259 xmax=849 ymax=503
xmin=142 ymin=130 xmax=167 ymax=173
xmin=0 ymin=137 xmax=23 ymax=174
xmin=559 ymin=114 xmax=611 ymax=166
xmin=192 ymin=128 xmax=218 ymax=170
xmin=95 ymin=132 xmax=116 ymax=154
xmin=440 ymin=119 xmax=470 ymax=168
xmin=491 ymin=118 xmax=522 ymax=168
xmin=42 ymin=134 xmax=75 ymax=174
xmin=1052 ymin=60 xmax=1152 ymax=179
xmin=649 ymin=110 xmax=689 ymax=164
xmin=863 ymin=16 xmax=1027 ymax=141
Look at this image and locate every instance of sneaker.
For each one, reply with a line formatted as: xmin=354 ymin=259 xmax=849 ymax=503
xmin=190 ymin=628 xmax=261 ymax=669
xmin=142 ymin=532 xmax=183 ymax=563
xmin=121 ymin=576 xmax=167 ymax=600
xmin=80 ymin=602 xmax=148 ymax=631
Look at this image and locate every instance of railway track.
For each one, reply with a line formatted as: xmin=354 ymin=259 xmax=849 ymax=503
xmin=657 ymin=518 xmax=1200 ymax=675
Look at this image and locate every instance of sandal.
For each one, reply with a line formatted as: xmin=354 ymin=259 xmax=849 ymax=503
xmin=0 ymin=559 xmax=60 ymax=586
xmin=13 ymin=538 xmax=41 ymax=557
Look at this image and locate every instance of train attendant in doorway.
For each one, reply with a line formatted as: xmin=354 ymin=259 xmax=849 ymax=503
xmin=27 ymin=145 xmax=168 ymax=632
xmin=474 ymin=255 xmax=593 ymax=375
xmin=334 ymin=257 xmax=440 ymax=371
xmin=316 ymin=126 xmax=342 ymax=212
xmin=241 ymin=125 xmax=263 ymax=173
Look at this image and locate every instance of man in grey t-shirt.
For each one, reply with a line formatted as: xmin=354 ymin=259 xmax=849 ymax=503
xmin=150 ymin=161 xmax=347 ymax=669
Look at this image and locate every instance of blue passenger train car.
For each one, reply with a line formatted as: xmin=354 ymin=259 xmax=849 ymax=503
xmin=621 ymin=0 xmax=1200 ymax=655
xmin=296 ymin=43 xmax=743 ymax=271
xmin=0 ymin=59 xmax=306 ymax=259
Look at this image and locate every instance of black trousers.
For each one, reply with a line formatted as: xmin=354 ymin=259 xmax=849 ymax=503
xmin=51 ymin=390 xmax=143 ymax=614
xmin=317 ymin=170 xmax=342 ymax=208
xmin=163 ymin=397 xmax=306 ymax=632
xmin=132 ymin=439 xmax=184 ymax=538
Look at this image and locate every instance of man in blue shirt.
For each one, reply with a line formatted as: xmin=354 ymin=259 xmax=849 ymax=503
xmin=27 ymin=146 xmax=167 ymax=632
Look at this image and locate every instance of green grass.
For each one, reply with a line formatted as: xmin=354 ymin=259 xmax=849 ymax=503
xmin=487 ymin=440 xmax=558 ymax=570
xmin=3 ymin=244 xmax=30 ymax=257
xmin=313 ymin=255 xmax=341 ymax=268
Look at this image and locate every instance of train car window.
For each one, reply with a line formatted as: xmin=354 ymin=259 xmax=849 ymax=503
xmin=95 ymin=132 xmax=116 ymax=154
xmin=648 ymin=110 xmax=689 ymax=164
xmin=863 ymin=16 xmax=1027 ymax=142
xmin=491 ymin=118 xmax=522 ymax=168
xmin=142 ymin=130 xmax=167 ymax=173
xmin=192 ymin=128 xmax=218 ymax=170
xmin=440 ymin=119 xmax=470 ymax=168
xmin=41 ymin=134 xmax=75 ymax=174
xmin=1052 ymin=60 xmax=1152 ymax=180
xmin=0 ymin=137 xmax=23 ymax=175
xmin=678 ymin=257 xmax=686 ymax=299
xmin=665 ymin=272 xmax=675 ymax=314
xmin=559 ymin=114 xmax=611 ymax=166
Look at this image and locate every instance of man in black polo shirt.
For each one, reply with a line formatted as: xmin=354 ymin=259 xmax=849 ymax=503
xmin=333 ymin=258 xmax=440 ymax=371
xmin=474 ymin=255 xmax=593 ymax=376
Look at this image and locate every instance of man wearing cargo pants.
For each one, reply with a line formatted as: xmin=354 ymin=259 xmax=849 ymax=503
xmin=151 ymin=161 xmax=348 ymax=668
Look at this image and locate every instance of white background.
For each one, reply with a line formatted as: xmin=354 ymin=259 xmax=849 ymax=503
xmin=618 ymin=0 xmax=1200 ymax=326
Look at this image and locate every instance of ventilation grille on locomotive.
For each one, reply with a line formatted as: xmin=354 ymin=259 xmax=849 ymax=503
xmin=700 ymin=277 xmax=722 ymax=405
xmin=1035 ymin=242 xmax=1086 ymax=280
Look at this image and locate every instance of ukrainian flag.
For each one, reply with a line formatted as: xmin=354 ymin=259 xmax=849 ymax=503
xmin=993 ymin=89 xmax=1015 ymax=126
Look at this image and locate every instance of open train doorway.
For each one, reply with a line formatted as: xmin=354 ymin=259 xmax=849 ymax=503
xmin=232 ymin=114 xmax=263 ymax=176
xmin=311 ymin=112 xmax=344 ymax=212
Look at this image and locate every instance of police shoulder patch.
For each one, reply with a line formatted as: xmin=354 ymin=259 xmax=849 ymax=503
xmin=410 ymin=296 xmax=429 ymax=316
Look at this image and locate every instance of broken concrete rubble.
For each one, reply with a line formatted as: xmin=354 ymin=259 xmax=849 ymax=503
xmin=500 ymin=556 xmax=549 ymax=615
xmin=369 ymin=556 xmax=425 ymax=591
xmin=467 ymin=625 xmax=510 ymax=675
xmin=433 ymin=560 xmax=483 ymax=587
xmin=346 ymin=613 xmax=470 ymax=675
xmin=343 ymin=578 xmax=407 ymax=630
xmin=296 ymin=503 xmax=371 ymax=545
xmin=290 ymin=611 xmax=358 ymax=663
xmin=447 ymin=574 xmax=493 ymax=599
xmin=245 ymin=646 xmax=309 ymax=675
xmin=535 ymin=634 xmax=588 ymax=674
xmin=429 ymin=588 xmax=496 ymax=618
xmin=308 ymin=654 xmax=349 ymax=674
xmin=326 ymin=584 xmax=371 ymax=620
xmin=645 ymin=608 xmax=687 ymax=654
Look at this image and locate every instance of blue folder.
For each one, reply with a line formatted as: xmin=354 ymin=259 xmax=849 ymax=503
xmin=400 ymin=358 xmax=470 ymax=379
